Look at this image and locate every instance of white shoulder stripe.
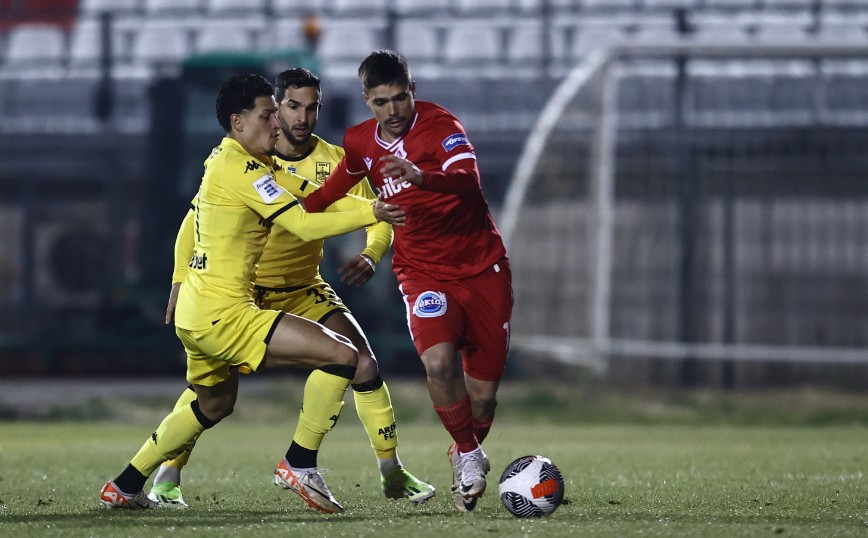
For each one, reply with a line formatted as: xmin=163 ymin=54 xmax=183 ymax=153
xmin=442 ymin=152 xmax=476 ymax=171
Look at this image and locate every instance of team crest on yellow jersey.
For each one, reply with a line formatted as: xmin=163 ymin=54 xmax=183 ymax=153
xmin=316 ymin=162 xmax=330 ymax=184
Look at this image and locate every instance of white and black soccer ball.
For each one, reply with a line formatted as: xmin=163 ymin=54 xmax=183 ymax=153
xmin=498 ymin=455 xmax=565 ymax=517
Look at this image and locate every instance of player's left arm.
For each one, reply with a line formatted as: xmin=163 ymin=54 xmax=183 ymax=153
xmin=339 ymin=179 xmax=394 ymax=286
xmin=348 ymin=178 xmax=393 ymax=266
xmin=167 ymin=200 xmax=196 ymax=324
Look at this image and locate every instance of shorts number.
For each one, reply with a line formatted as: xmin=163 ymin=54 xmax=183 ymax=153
xmin=307 ymin=287 xmax=339 ymax=308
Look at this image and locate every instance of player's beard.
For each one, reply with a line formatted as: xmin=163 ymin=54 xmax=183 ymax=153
xmin=279 ymin=115 xmax=313 ymax=148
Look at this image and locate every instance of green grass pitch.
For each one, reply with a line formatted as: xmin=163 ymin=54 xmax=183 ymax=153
xmin=0 ymin=380 xmax=866 ymax=537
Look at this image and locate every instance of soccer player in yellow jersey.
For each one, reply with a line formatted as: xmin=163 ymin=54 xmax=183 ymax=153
xmin=99 ymin=74 xmax=403 ymax=511
xmin=147 ymin=68 xmax=435 ymax=511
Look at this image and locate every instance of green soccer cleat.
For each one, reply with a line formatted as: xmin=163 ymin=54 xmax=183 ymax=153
xmin=147 ymin=481 xmax=189 ymax=509
xmin=381 ymin=466 xmax=436 ymax=504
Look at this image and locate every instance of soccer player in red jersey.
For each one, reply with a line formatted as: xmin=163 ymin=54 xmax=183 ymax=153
xmin=303 ymin=50 xmax=513 ymax=512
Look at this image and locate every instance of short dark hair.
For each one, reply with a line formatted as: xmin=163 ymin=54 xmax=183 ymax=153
xmin=215 ymin=74 xmax=274 ymax=133
xmin=274 ymin=68 xmax=321 ymax=101
xmin=358 ymin=50 xmax=411 ymax=91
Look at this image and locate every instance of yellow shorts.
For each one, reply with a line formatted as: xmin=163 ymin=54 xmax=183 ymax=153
xmin=254 ymin=280 xmax=349 ymax=324
xmin=176 ymin=301 xmax=283 ymax=387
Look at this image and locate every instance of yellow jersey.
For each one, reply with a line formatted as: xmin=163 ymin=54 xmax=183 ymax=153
xmin=257 ymin=134 xmax=392 ymax=287
xmin=174 ymin=137 xmax=376 ymax=331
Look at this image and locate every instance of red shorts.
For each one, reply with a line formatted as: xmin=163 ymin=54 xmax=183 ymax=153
xmin=398 ymin=259 xmax=513 ymax=382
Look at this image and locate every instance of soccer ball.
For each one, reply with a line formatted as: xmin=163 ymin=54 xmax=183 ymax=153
xmin=498 ymin=455 xmax=565 ymax=517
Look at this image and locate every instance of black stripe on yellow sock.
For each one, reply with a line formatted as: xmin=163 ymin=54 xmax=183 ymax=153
xmin=190 ymin=400 xmax=217 ymax=429
xmin=319 ymin=363 xmax=356 ymax=380
xmin=352 ymin=374 xmax=384 ymax=393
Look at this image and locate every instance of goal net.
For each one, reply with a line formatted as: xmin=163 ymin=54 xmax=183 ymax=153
xmin=502 ymin=44 xmax=868 ymax=383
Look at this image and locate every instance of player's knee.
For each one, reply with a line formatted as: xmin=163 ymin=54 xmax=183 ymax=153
xmin=471 ymin=394 xmax=497 ymax=419
xmin=334 ymin=341 xmax=359 ymax=368
xmin=196 ymin=394 xmax=236 ymax=423
xmin=352 ymin=352 xmax=379 ymax=383
xmin=423 ymin=356 xmax=456 ymax=382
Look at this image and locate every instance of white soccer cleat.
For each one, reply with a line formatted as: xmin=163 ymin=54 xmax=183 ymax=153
xmin=456 ymin=446 xmax=489 ymax=499
xmin=99 ymin=481 xmax=160 ymax=509
xmin=273 ymin=458 xmax=344 ymax=513
xmin=449 ymin=443 xmax=490 ymax=512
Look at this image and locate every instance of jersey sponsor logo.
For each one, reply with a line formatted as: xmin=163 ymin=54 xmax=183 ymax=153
xmin=413 ymin=291 xmax=447 ymax=318
xmin=441 ymin=133 xmax=469 ymax=152
xmin=287 ymin=165 xmax=296 ymax=173
xmin=315 ymin=162 xmax=330 ymax=184
xmin=244 ymin=160 xmax=262 ymax=173
xmin=381 ymin=177 xmax=412 ymax=199
xmin=188 ymin=250 xmax=207 ymax=270
xmin=253 ymin=174 xmax=284 ymax=202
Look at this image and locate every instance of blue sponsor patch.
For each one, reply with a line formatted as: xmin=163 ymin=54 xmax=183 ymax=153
xmin=441 ymin=133 xmax=469 ymax=152
xmin=413 ymin=291 xmax=447 ymax=318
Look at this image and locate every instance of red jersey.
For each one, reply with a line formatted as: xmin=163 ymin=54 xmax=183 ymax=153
xmin=305 ymin=100 xmax=507 ymax=281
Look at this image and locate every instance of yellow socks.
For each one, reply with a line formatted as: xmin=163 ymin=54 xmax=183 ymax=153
xmin=129 ymin=401 xmax=207 ymax=477
xmin=155 ymin=387 xmax=198 ymax=477
xmin=291 ymin=368 xmax=350 ymax=450
xmin=353 ymin=381 xmax=398 ymax=460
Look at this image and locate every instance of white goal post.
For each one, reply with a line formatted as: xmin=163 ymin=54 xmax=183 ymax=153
xmin=501 ymin=42 xmax=868 ymax=375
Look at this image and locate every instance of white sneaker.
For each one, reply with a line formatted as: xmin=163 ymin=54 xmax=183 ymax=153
xmin=457 ymin=447 xmax=489 ymax=499
xmin=273 ymin=458 xmax=344 ymax=513
xmin=448 ymin=443 xmax=474 ymax=512
xmin=99 ymin=481 xmax=160 ymax=509
xmin=448 ymin=444 xmax=489 ymax=511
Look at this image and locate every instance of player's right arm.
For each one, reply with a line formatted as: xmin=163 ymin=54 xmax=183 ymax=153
xmin=262 ymin=188 xmax=377 ymax=241
xmin=302 ymin=155 xmax=367 ymax=212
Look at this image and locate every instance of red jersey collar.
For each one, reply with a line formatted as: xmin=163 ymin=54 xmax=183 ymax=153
xmin=374 ymin=109 xmax=419 ymax=150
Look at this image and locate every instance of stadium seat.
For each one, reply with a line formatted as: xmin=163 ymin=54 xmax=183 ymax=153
xmin=68 ymin=18 xmax=129 ymax=74
xmin=329 ymin=0 xmax=390 ymax=15
xmin=79 ymin=0 xmax=140 ymax=16
xmin=133 ymin=20 xmax=193 ymax=64
xmin=751 ymin=11 xmax=813 ymax=43
xmin=195 ymin=19 xmax=260 ymax=54
xmin=505 ymin=19 xmax=546 ymax=67
xmin=568 ymin=17 xmax=631 ymax=57
xmin=393 ymin=0 xmax=451 ymax=15
xmin=442 ymin=21 xmax=504 ymax=64
xmin=643 ymin=0 xmax=695 ymax=9
xmin=688 ymin=11 xmax=754 ymax=43
xmin=395 ymin=19 xmax=441 ymax=64
xmin=817 ymin=12 xmax=868 ymax=43
xmin=699 ymin=0 xmax=758 ymax=9
xmin=453 ymin=0 xmax=514 ymax=14
xmin=269 ymin=17 xmax=308 ymax=51
xmin=205 ymin=0 xmax=266 ymax=16
xmin=764 ymin=0 xmax=813 ymax=8
xmin=318 ymin=19 xmax=388 ymax=78
xmin=581 ymin=0 xmax=639 ymax=11
xmin=4 ymin=23 xmax=66 ymax=72
xmin=271 ymin=0 xmax=328 ymax=16
xmin=632 ymin=16 xmax=682 ymax=45
xmin=143 ymin=0 xmax=202 ymax=16
xmin=548 ymin=0 xmax=583 ymax=11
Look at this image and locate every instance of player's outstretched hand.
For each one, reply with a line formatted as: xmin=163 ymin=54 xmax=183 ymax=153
xmin=373 ymin=192 xmax=405 ymax=226
xmin=165 ymin=282 xmax=181 ymax=324
xmin=379 ymin=154 xmax=423 ymax=187
xmin=339 ymin=254 xmax=375 ymax=287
